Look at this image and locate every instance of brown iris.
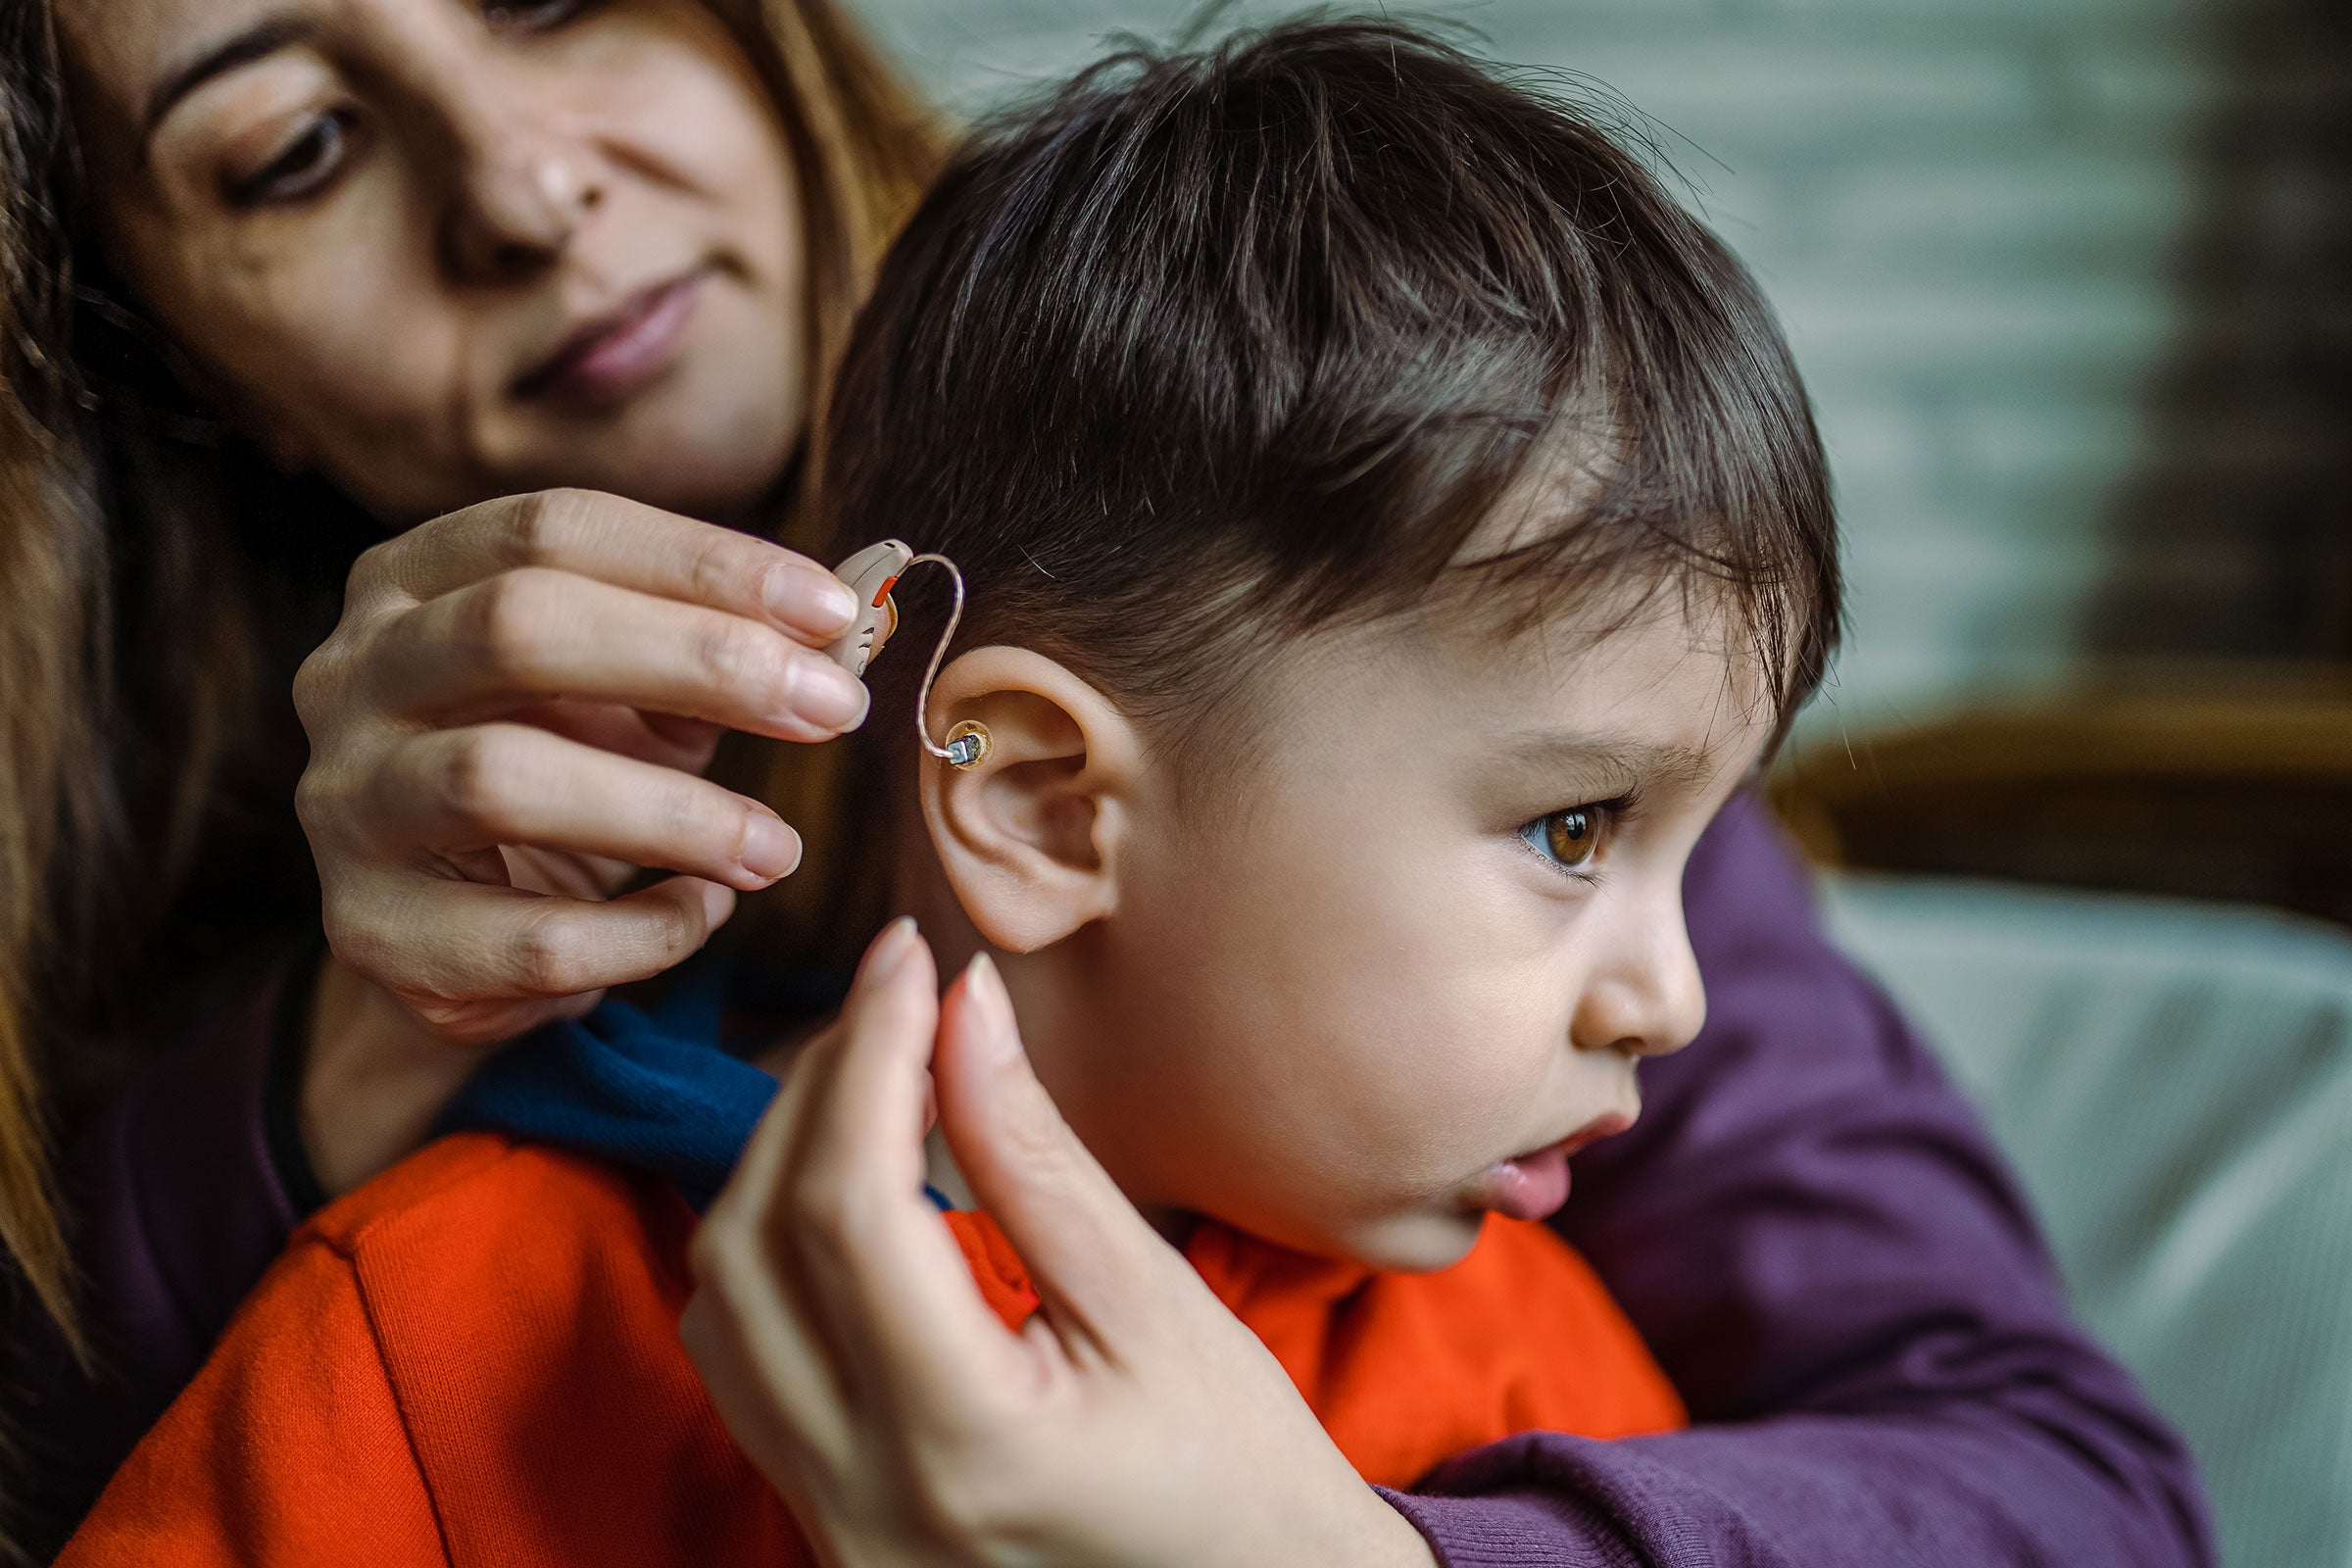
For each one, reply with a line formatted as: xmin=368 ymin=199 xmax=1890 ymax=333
xmin=1542 ymin=808 xmax=1598 ymax=868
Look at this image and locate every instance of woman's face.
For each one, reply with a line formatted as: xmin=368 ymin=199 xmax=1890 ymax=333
xmin=60 ymin=0 xmax=808 ymax=523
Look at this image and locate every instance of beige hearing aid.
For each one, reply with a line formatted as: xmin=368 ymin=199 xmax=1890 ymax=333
xmin=823 ymin=539 xmax=913 ymax=678
xmin=825 ymin=540 xmax=988 ymax=768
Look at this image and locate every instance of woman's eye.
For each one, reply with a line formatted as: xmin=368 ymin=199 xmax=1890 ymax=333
xmin=226 ymin=113 xmax=351 ymax=206
xmin=1519 ymin=806 xmax=1603 ymax=874
xmin=484 ymin=0 xmax=591 ymax=29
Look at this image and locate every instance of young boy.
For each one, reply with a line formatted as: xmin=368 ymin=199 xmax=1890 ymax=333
xmin=61 ymin=19 xmax=1836 ymax=1566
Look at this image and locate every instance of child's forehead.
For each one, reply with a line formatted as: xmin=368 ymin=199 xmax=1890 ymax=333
xmin=1416 ymin=559 xmax=1770 ymax=697
xmin=1250 ymin=575 xmax=1777 ymax=777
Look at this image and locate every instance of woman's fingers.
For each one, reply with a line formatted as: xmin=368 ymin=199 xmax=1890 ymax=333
xmin=933 ymin=955 xmax=1188 ymax=1356
xmin=373 ymin=567 xmax=870 ymax=741
xmin=778 ymin=927 xmax=1030 ymax=1412
xmin=687 ymin=930 xmax=1430 ymax=1568
xmin=507 ymin=700 xmax=722 ymax=773
xmin=329 ymin=871 xmax=734 ymax=1030
xmin=369 ymin=724 xmax=802 ymax=892
xmin=358 ymin=488 xmax=858 ymax=646
xmin=690 ymin=921 xmax=988 ymax=1480
xmin=292 ymin=488 xmax=867 ymax=1045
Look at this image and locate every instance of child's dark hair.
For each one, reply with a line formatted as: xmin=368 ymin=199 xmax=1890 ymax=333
xmin=816 ymin=16 xmax=1838 ymax=795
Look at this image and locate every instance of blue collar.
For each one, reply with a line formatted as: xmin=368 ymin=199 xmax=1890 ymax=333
xmin=438 ymin=957 xmax=782 ymax=1211
xmin=440 ymin=957 xmax=952 ymax=1213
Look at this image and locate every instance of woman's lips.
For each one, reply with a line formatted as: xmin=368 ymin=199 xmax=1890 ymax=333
xmin=514 ymin=270 xmax=706 ymax=407
xmin=1476 ymin=1111 xmax=1636 ymax=1223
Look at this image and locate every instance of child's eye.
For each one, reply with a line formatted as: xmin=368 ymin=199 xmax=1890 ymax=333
xmin=1518 ymin=805 xmax=1605 ymax=875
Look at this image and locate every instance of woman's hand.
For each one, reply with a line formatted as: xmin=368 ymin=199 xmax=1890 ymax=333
xmin=295 ymin=487 xmax=867 ymax=1046
xmin=291 ymin=488 xmax=865 ymax=1191
xmin=680 ymin=921 xmax=1440 ymax=1568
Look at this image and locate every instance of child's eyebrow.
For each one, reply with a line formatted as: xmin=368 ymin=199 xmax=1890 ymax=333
xmin=1492 ymin=732 xmax=1723 ymax=796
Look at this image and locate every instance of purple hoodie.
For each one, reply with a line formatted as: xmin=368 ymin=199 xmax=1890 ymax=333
xmin=10 ymin=795 xmax=2215 ymax=1565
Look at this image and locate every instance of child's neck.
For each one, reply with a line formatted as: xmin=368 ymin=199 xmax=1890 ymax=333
xmin=883 ymin=797 xmax=1200 ymax=1250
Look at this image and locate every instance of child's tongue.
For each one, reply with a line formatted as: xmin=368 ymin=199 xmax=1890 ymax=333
xmin=1484 ymin=1147 xmax=1572 ymax=1222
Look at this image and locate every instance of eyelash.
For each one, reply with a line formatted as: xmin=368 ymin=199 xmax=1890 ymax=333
xmin=1514 ymin=793 xmax=1638 ymax=885
xmin=483 ymin=0 xmax=595 ymax=30
xmin=221 ymin=1 xmax=596 ymax=209
xmin=225 ymin=110 xmax=356 ymax=207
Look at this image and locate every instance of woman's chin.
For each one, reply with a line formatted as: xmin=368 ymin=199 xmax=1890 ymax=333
xmin=600 ymin=442 xmax=794 ymax=523
xmin=497 ymin=414 xmax=800 ymax=523
xmin=465 ymin=354 xmax=803 ymax=520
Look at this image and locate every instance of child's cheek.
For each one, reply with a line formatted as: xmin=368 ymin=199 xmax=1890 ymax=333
xmin=1365 ymin=893 xmax=1573 ymax=1152
xmin=1291 ymin=889 xmax=1560 ymax=1198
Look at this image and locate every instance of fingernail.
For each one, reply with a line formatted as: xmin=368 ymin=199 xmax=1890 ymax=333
xmin=697 ymin=881 xmax=737 ymax=930
xmin=739 ymin=811 xmax=801 ymax=882
xmin=798 ymin=662 xmax=871 ymax=733
xmin=858 ymin=916 xmax=919 ymax=987
xmin=962 ymin=953 xmax=1019 ymax=1061
xmin=767 ymin=565 xmax=859 ymax=638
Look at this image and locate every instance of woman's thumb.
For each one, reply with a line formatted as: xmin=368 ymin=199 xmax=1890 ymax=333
xmin=934 ymin=956 xmax=1180 ymax=1339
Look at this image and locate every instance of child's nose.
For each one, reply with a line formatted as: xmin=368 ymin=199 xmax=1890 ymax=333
xmin=1570 ymin=890 xmax=1707 ymax=1058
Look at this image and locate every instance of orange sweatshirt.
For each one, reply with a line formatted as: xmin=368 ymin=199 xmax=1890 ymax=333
xmin=60 ymin=1133 xmax=1683 ymax=1567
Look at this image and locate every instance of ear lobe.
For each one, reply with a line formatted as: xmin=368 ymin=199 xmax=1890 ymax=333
xmin=920 ymin=647 xmax=1144 ymax=954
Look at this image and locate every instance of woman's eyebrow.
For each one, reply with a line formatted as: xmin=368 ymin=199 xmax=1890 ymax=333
xmin=142 ymin=13 xmax=316 ymax=150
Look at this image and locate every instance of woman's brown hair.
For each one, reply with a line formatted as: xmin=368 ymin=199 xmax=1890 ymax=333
xmin=0 ymin=0 xmax=943 ymax=1347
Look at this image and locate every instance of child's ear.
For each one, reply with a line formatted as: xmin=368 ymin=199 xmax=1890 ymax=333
xmin=918 ymin=647 xmax=1145 ymax=954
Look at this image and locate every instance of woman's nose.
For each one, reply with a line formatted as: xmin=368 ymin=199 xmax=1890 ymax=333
xmin=434 ymin=76 xmax=603 ymax=283
xmin=1570 ymin=890 xmax=1708 ymax=1060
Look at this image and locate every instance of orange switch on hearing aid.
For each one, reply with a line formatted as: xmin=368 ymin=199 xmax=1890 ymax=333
xmin=822 ymin=539 xmax=988 ymax=769
xmin=823 ymin=540 xmax=913 ymax=678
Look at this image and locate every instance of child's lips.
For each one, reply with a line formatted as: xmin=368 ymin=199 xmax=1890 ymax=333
xmin=1477 ymin=1111 xmax=1636 ymax=1222
xmin=1481 ymin=1148 xmax=1573 ymax=1221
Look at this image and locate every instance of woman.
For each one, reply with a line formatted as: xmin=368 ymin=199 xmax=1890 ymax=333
xmin=3 ymin=0 xmax=2210 ymax=1563
xmin=2 ymin=0 xmax=930 ymax=1545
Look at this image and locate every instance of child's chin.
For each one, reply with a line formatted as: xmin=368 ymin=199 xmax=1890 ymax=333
xmin=1339 ymin=1207 xmax=1486 ymax=1274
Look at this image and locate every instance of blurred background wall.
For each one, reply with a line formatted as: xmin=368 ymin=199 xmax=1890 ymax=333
xmin=849 ymin=0 xmax=2352 ymax=735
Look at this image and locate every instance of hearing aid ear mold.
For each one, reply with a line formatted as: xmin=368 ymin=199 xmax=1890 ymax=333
xmin=826 ymin=539 xmax=988 ymax=770
xmin=943 ymin=720 xmax=991 ymax=769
